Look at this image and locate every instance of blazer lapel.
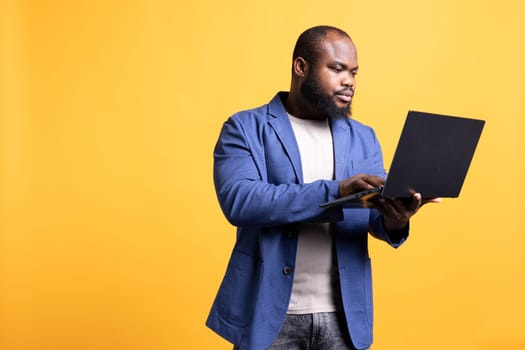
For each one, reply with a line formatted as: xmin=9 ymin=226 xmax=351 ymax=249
xmin=330 ymin=117 xmax=350 ymax=181
xmin=268 ymin=93 xmax=303 ymax=183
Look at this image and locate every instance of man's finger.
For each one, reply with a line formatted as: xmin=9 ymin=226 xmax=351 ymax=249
xmin=421 ymin=197 xmax=442 ymax=205
xmin=412 ymin=193 xmax=422 ymax=209
xmin=362 ymin=175 xmax=384 ymax=188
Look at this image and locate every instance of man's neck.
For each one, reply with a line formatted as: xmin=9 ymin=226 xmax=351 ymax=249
xmin=284 ymin=91 xmax=326 ymax=120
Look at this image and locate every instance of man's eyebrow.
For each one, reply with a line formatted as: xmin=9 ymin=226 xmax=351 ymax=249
xmin=331 ymin=61 xmax=359 ymax=71
xmin=331 ymin=60 xmax=347 ymax=67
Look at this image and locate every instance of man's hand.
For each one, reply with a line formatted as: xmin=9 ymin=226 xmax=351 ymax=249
xmin=367 ymin=193 xmax=441 ymax=231
xmin=338 ymin=174 xmax=385 ymax=197
xmin=338 ymin=174 xmax=440 ymax=231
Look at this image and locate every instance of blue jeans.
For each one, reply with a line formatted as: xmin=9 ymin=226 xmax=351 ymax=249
xmin=234 ymin=312 xmax=369 ymax=350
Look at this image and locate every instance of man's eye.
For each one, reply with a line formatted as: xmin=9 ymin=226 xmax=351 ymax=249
xmin=331 ymin=67 xmax=343 ymax=73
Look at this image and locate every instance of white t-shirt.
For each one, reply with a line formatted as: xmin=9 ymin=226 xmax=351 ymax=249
xmin=287 ymin=114 xmax=342 ymax=314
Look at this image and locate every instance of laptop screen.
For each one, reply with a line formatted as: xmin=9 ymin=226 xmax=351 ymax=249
xmin=382 ymin=111 xmax=485 ymax=198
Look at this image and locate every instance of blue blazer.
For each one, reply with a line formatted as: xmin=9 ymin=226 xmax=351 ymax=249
xmin=206 ymin=92 xmax=407 ymax=350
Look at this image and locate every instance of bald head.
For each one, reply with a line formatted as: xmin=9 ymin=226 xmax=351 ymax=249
xmin=292 ymin=25 xmax=352 ymax=67
xmin=286 ymin=25 xmax=358 ymax=120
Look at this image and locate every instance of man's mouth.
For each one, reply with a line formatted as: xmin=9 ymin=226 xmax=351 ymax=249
xmin=335 ymin=91 xmax=353 ymax=103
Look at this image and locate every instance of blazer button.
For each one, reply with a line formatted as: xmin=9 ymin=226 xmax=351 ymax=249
xmin=283 ymin=266 xmax=293 ymax=275
xmin=287 ymin=230 xmax=297 ymax=239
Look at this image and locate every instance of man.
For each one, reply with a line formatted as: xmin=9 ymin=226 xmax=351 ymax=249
xmin=207 ymin=25 xmax=436 ymax=350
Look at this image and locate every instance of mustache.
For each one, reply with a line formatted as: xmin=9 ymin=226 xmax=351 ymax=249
xmin=334 ymin=87 xmax=354 ymax=96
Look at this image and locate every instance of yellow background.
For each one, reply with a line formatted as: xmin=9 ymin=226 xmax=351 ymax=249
xmin=1 ymin=1 xmax=524 ymax=349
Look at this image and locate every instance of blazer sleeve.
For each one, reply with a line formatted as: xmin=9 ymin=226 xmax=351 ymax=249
xmin=369 ymin=211 xmax=409 ymax=248
xmin=353 ymin=125 xmax=409 ymax=248
xmin=213 ymin=117 xmax=343 ymax=228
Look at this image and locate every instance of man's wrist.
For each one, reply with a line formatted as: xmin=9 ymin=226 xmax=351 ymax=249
xmin=383 ymin=218 xmax=409 ymax=236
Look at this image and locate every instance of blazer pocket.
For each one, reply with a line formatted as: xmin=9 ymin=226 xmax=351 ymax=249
xmin=215 ymin=250 xmax=261 ymax=327
xmin=351 ymin=158 xmax=385 ymax=177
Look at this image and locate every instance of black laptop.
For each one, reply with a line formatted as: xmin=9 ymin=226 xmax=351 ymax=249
xmin=320 ymin=110 xmax=485 ymax=209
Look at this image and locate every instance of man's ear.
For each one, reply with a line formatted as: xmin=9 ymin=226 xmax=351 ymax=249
xmin=293 ymin=57 xmax=308 ymax=77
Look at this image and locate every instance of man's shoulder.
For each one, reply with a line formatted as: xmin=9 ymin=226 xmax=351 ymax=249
xmin=230 ymin=104 xmax=269 ymax=121
xmin=336 ymin=116 xmax=377 ymax=135
xmin=228 ymin=92 xmax=286 ymax=124
xmin=347 ymin=116 xmax=371 ymax=128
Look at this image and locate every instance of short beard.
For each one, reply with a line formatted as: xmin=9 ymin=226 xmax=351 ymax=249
xmin=300 ymin=74 xmax=351 ymax=119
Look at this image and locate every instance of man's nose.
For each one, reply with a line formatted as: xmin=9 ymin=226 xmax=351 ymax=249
xmin=342 ymin=72 xmax=355 ymax=89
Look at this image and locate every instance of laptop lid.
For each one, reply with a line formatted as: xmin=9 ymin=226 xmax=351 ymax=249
xmin=382 ymin=110 xmax=485 ymax=198
xmin=320 ymin=110 xmax=485 ymax=208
